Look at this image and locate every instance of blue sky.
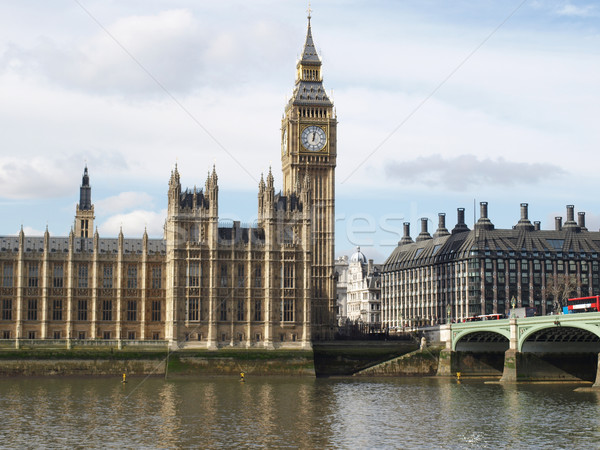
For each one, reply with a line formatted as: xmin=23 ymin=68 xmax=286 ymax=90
xmin=1 ymin=1 xmax=599 ymax=262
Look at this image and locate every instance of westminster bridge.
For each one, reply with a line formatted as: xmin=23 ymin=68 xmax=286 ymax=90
xmin=437 ymin=312 xmax=600 ymax=384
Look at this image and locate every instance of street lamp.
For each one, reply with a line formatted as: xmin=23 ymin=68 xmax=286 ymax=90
xmin=511 ymin=296 xmax=516 ymax=318
xmin=446 ymin=304 xmax=451 ymax=324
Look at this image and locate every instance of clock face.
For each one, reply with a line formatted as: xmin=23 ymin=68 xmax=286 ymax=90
xmin=282 ymin=128 xmax=288 ymax=155
xmin=301 ymin=125 xmax=327 ymax=152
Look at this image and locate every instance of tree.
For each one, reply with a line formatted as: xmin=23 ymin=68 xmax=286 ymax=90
xmin=545 ymin=274 xmax=577 ymax=314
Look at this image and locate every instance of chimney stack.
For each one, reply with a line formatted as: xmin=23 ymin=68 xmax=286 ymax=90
xmin=416 ymin=218 xmax=432 ymax=242
xmin=452 ymin=208 xmax=470 ymax=234
xmin=399 ymin=222 xmax=414 ymax=245
xmin=578 ymin=212 xmax=587 ymax=231
xmin=564 ymin=205 xmax=578 ymax=230
xmin=555 ymin=217 xmax=562 ymax=231
xmin=434 ymin=213 xmax=450 ymax=238
xmin=520 ymin=203 xmax=528 ymax=220
xmin=534 ymin=221 xmax=541 ymax=231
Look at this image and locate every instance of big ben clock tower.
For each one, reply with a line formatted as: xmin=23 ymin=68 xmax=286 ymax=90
xmin=282 ymin=12 xmax=337 ymax=337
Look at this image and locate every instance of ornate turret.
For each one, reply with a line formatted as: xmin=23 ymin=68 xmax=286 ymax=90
xmin=74 ymin=165 xmax=95 ymax=238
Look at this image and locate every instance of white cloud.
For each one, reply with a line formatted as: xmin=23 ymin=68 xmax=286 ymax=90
xmin=23 ymin=226 xmax=45 ymax=236
xmin=95 ymin=192 xmax=154 ymax=215
xmin=556 ymin=3 xmax=597 ymax=17
xmin=98 ymin=209 xmax=167 ymax=238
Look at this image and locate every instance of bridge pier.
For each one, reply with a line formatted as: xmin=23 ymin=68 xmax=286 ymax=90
xmin=437 ymin=328 xmax=455 ymax=376
xmin=593 ymin=353 xmax=600 ymax=388
xmin=500 ymin=318 xmax=519 ymax=383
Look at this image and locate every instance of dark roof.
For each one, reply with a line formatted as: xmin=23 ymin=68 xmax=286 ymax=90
xmin=217 ymin=226 xmax=265 ymax=245
xmin=383 ymin=227 xmax=600 ymax=272
xmin=0 ymin=236 xmax=166 ymax=255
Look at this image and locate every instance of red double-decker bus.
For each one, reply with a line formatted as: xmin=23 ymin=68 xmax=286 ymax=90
xmin=567 ymin=296 xmax=600 ymax=313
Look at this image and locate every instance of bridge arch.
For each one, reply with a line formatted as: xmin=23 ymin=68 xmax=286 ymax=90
xmin=452 ymin=327 xmax=510 ymax=351
xmin=518 ymin=323 xmax=600 ymax=352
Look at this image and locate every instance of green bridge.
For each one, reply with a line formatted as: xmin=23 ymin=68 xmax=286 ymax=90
xmin=438 ymin=312 xmax=600 ymax=384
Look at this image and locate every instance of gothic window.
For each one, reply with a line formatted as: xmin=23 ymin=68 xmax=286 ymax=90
xmin=254 ymin=265 xmax=262 ymax=288
xmin=127 ymin=265 xmax=137 ymax=289
xmin=28 ymin=263 xmax=38 ymax=288
xmin=2 ymin=264 xmax=12 ymax=288
xmin=52 ymin=299 xmax=62 ymax=321
xmin=151 ymin=266 xmax=162 ymax=289
xmin=103 ymin=265 xmax=113 ymax=289
xmin=282 ymin=298 xmax=294 ymax=322
xmin=127 ymin=301 xmax=137 ymax=321
xmin=188 ymin=262 xmax=199 ymax=287
xmin=283 ymin=263 xmax=295 ymax=289
xmin=219 ymin=299 xmax=227 ymax=321
xmin=151 ymin=301 xmax=161 ymax=322
xmin=237 ymin=264 xmax=244 ymax=287
xmin=53 ymin=264 xmax=63 ymax=288
xmin=1 ymin=299 xmax=12 ymax=320
xmin=102 ymin=300 xmax=112 ymax=321
xmin=187 ymin=298 xmax=199 ymax=321
xmin=78 ymin=264 xmax=88 ymax=288
xmin=78 ymin=300 xmax=87 ymax=321
xmin=220 ymin=265 xmax=228 ymax=287
xmin=254 ymin=299 xmax=262 ymax=321
xmin=27 ymin=299 xmax=37 ymax=321
xmin=237 ymin=299 xmax=244 ymax=321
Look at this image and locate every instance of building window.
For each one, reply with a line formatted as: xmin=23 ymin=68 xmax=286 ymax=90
xmin=103 ymin=265 xmax=113 ymax=289
xmin=127 ymin=300 xmax=137 ymax=321
xmin=53 ymin=331 xmax=61 ymax=339
xmin=237 ymin=299 xmax=244 ymax=321
xmin=220 ymin=265 xmax=228 ymax=287
xmin=53 ymin=264 xmax=63 ymax=288
xmin=254 ymin=265 xmax=262 ymax=288
xmin=282 ymin=298 xmax=294 ymax=322
xmin=28 ymin=263 xmax=38 ymax=287
xmin=1 ymin=299 xmax=12 ymax=320
xmin=152 ymin=332 xmax=160 ymax=340
xmin=284 ymin=263 xmax=295 ymax=289
xmin=187 ymin=298 xmax=199 ymax=321
xmin=78 ymin=300 xmax=88 ymax=321
xmin=219 ymin=299 xmax=227 ymax=321
xmin=78 ymin=331 xmax=86 ymax=340
xmin=127 ymin=331 xmax=135 ymax=340
xmin=127 ymin=265 xmax=138 ymax=289
xmin=237 ymin=264 xmax=244 ymax=287
xmin=27 ymin=299 xmax=37 ymax=321
xmin=151 ymin=301 xmax=161 ymax=322
xmin=52 ymin=299 xmax=62 ymax=321
xmin=2 ymin=264 xmax=13 ymax=287
xmin=76 ymin=264 xmax=88 ymax=288
xmin=254 ymin=299 xmax=262 ymax=321
xmin=28 ymin=331 xmax=36 ymax=339
xmin=102 ymin=300 xmax=112 ymax=321
xmin=2 ymin=331 xmax=10 ymax=339
xmin=103 ymin=331 xmax=111 ymax=340
xmin=188 ymin=262 xmax=199 ymax=287
xmin=151 ymin=266 xmax=162 ymax=289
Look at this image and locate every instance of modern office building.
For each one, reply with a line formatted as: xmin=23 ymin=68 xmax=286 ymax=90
xmin=382 ymin=203 xmax=600 ymax=329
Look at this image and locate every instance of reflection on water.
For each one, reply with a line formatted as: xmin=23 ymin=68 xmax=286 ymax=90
xmin=0 ymin=376 xmax=599 ymax=448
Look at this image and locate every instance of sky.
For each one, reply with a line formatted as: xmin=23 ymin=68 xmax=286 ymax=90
xmin=1 ymin=0 xmax=599 ymax=262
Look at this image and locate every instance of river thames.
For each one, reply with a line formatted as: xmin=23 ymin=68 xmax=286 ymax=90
xmin=0 ymin=376 xmax=599 ymax=449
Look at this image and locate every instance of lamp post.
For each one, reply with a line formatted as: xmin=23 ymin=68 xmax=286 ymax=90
xmin=446 ymin=304 xmax=451 ymax=324
xmin=511 ymin=296 xmax=516 ymax=318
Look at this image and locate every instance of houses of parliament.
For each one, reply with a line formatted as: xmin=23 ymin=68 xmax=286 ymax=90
xmin=0 ymin=15 xmax=337 ymax=349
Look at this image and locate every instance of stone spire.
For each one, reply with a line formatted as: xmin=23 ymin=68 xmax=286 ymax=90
xmin=79 ymin=165 xmax=92 ymax=210
xmin=300 ymin=10 xmax=320 ymax=64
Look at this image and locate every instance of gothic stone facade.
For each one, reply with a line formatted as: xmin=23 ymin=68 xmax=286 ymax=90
xmin=0 ymin=16 xmax=336 ymax=349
